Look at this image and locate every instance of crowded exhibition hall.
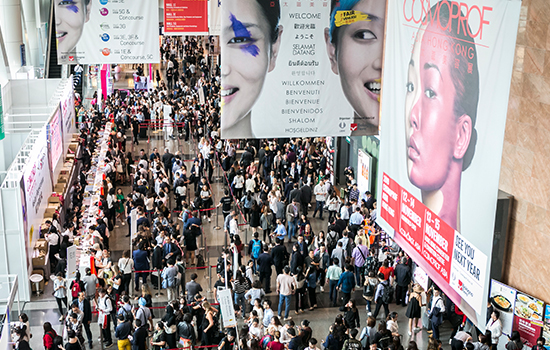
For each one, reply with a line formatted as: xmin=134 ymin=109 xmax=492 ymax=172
xmin=0 ymin=1 xmax=547 ymax=350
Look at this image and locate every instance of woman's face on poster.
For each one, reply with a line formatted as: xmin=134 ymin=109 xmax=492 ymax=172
xmin=328 ymin=0 xmax=385 ymax=126
xmin=405 ymin=24 xmax=461 ymax=191
xmin=221 ymin=0 xmax=282 ymax=130
xmin=55 ymin=0 xmax=91 ymax=54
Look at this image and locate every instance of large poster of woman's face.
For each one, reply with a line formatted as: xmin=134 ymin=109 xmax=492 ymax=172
xmin=54 ymin=0 xmax=159 ymax=64
xmin=220 ymin=0 xmax=386 ymax=139
xmin=376 ymin=0 xmax=521 ymax=331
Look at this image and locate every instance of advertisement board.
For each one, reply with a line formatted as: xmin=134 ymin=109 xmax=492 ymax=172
xmin=54 ymin=0 xmax=159 ymax=64
xmin=220 ymin=0 xmax=386 ymax=139
xmin=357 ymin=149 xmax=372 ymax=196
xmin=60 ymin=77 xmax=76 ymax=136
xmin=413 ymin=264 xmax=429 ymax=292
xmin=165 ymin=0 xmax=209 ymax=35
xmin=513 ymin=292 xmax=544 ymax=347
xmin=376 ymin=0 xmax=521 ymax=330
xmin=48 ymin=108 xmax=63 ymax=172
xmin=543 ymin=305 xmax=550 ymax=350
xmin=209 ymin=0 xmax=222 ymax=35
xmin=490 ymin=280 xmax=517 ymax=336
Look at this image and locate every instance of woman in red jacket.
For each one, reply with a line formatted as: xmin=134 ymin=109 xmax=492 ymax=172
xmin=42 ymin=322 xmax=57 ymax=350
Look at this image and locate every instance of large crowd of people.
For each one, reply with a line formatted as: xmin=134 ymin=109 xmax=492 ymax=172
xmin=14 ymin=36 xmax=509 ymax=350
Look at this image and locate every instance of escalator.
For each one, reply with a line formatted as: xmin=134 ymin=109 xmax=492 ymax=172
xmin=45 ymin=4 xmax=61 ymax=78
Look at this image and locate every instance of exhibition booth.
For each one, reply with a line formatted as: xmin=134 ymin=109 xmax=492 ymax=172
xmin=0 ymin=77 xmax=77 ymax=301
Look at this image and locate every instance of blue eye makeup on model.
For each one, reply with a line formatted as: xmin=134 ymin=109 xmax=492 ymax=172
xmin=61 ymin=0 xmax=79 ymax=13
xmin=229 ymin=13 xmax=259 ymax=57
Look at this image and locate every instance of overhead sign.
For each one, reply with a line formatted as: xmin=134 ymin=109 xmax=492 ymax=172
xmin=217 ymin=288 xmax=237 ymax=327
xmin=376 ymin=0 xmax=521 ymax=331
xmin=60 ymin=77 xmax=76 ymax=135
xmin=220 ymin=0 xmax=386 ymax=138
xmin=357 ymin=149 xmax=372 ymax=196
xmin=67 ymin=245 xmax=78 ymax=279
xmin=54 ymin=0 xmax=160 ymax=64
xmin=165 ymin=0 xmax=209 ymax=35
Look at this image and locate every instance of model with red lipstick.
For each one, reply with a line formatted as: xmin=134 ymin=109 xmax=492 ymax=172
xmin=325 ymin=0 xmax=386 ymax=136
xmin=404 ymin=2 xmax=479 ymax=231
xmin=221 ymin=0 xmax=283 ymax=138
xmin=54 ymin=0 xmax=91 ymax=57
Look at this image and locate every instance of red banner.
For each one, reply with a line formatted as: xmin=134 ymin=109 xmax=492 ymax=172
xmin=164 ymin=0 xmax=208 ymax=34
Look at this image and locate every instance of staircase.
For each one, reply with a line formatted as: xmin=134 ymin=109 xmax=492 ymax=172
xmin=46 ymin=5 xmax=61 ymax=78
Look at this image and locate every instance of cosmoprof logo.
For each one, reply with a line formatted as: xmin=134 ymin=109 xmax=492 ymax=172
xmin=100 ymin=8 xmax=109 ymax=16
xmin=102 ymin=48 xmax=111 ymax=56
xmin=101 ymin=33 xmax=110 ymax=42
xmin=100 ymin=23 xmax=110 ymax=31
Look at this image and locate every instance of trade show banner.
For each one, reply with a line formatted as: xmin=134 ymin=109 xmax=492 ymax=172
xmin=490 ymin=280 xmax=517 ymax=336
xmin=47 ymin=107 xmax=63 ymax=172
xmin=543 ymin=305 xmax=550 ymax=350
xmin=220 ymin=0 xmax=386 ymax=139
xmin=209 ymin=0 xmax=222 ymax=35
xmin=164 ymin=0 xmax=209 ymax=35
xmin=376 ymin=0 xmax=521 ymax=330
xmin=60 ymin=80 xmax=76 ymax=138
xmin=513 ymin=292 xmax=544 ymax=347
xmin=357 ymin=149 xmax=372 ymax=196
xmin=54 ymin=0 xmax=159 ymax=64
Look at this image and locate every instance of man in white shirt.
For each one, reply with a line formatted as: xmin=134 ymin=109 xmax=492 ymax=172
xmin=276 ymin=266 xmax=296 ymax=321
xmin=97 ymin=288 xmax=113 ymax=347
xmin=313 ymin=179 xmax=327 ymax=220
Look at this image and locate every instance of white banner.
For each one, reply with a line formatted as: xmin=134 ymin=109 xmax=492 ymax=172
xmin=220 ymin=0 xmax=387 ymax=138
xmin=209 ymin=0 xmax=222 ymax=35
xmin=357 ymin=149 xmax=372 ymax=196
xmin=217 ymin=288 xmax=237 ymax=327
xmin=67 ymin=245 xmax=78 ymax=279
xmin=54 ymin=0 xmax=160 ymax=64
xmin=376 ymin=0 xmax=521 ymax=331
xmin=60 ymin=77 xmax=76 ymax=136
xmin=48 ymin=107 xmax=63 ymax=172
xmin=23 ymin=127 xmax=52 ymax=219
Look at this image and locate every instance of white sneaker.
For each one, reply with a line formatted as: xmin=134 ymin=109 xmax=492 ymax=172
xmin=408 ymin=331 xmax=412 ymax=336
xmin=320 ymin=287 xmax=324 ymax=292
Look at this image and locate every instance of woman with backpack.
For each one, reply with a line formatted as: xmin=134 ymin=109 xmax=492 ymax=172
xmin=43 ymin=322 xmax=58 ymax=350
xmin=70 ymin=272 xmax=85 ymax=303
xmin=363 ymin=271 xmax=379 ymax=315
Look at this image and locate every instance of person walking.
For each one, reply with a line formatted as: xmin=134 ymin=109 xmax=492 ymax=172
xmin=351 ymin=238 xmax=369 ymax=287
xmin=313 ymin=179 xmax=327 ymax=220
xmin=258 ymin=244 xmax=274 ymax=293
xmin=326 ymin=258 xmax=342 ymax=307
xmin=161 ymin=260 xmax=178 ymax=301
xmin=115 ymin=314 xmax=132 ymax=350
xmin=53 ymin=273 xmax=68 ymax=322
xmin=336 ymin=265 xmax=356 ymax=307
xmin=97 ymin=288 xmax=113 ymax=347
xmin=130 ymin=319 xmax=148 ymax=350
xmin=373 ymin=273 xmax=391 ymax=320
xmin=77 ymin=292 xmax=93 ymax=348
xmin=427 ymin=286 xmax=446 ymax=341
xmin=394 ymin=258 xmax=412 ymax=306
xmin=277 ymin=266 xmax=296 ymax=321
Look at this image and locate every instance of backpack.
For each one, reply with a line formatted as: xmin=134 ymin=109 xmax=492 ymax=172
xmin=216 ymin=257 xmax=225 ymax=276
xmin=326 ymin=231 xmax=338 ymax=252
xmin=381 ymin=283 xmax=394 ymax=304
xmin=119 ymin=306 xmax=134 ymax=322
xmin=196 ymin=254 xmax=205 ymax=267
xmin=260 ymin=334 xmax=273 ymax=350
xmin=363 ymin=280 xmax=375 ymax=298
xmin=251 ymin=239 xmax=262 ymax=259
xmin=71 ymin=280 xmax=82 ymax=298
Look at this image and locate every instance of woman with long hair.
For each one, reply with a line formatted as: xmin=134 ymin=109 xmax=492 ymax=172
xmin=293 ymin=266 xmax=307 ymax=314
xmin=162 ymin=305 xmax=177 ymax=349
xmin=200 ymin=301 xmax=219 ymax=345
xmin=43 ymin=322 xmax=58 ymax=350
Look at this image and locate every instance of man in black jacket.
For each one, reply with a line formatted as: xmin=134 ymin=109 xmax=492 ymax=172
xmin=258 ymin=245 xmax=274 ymax=293
xmin=394 ymin=258 xmax=412 ymax=306
xmin=130 ymin=319 xmax=148 ymax=350
xmin=77 ymin=292 xmax=93 ymax=348
xmin=299 ymin=184 xmax=312 ymax=216
xmin=271 ymin=238 xmax=289 ymax=276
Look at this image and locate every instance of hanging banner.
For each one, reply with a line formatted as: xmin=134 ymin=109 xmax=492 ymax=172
xmin=54 ymin=0 xmax=160 ymax=64
xmin=60 ymin=77 xmax=76 ymax=136
xmin=67 ymin=245 xmax=78 ymax=279
xmin=217 ymin=288 xmax=237 ymax=327
xmin=543 ymin=305 xmax=550 ymax=350
xmin=209 ymin=0 xmax=222 ymax=35
xmin=220 ymin=0 xmax=387 ymax=139
xmin=376 ymin=0 xmax=521 ymax=331
xmin=490 ymin=280 xmax=517 ymax=336
xmin=513 ymin=292 xmax=544 ymax=347
xmin=48 ymin=107 xmax=63 ymax=172
xmin=357 ymin=149 xmax=372 ymax=196
xmin=165 ymin=0 xmax=209 ymax=35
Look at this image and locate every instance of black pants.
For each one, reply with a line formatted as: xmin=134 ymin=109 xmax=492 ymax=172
xmin=83 ymin=321 xmax=93 ymax=345
xmin=307 ymin=287 xmax=317 ymax=307
xmin=395 ymin=285 xmax=408 ymax=306
xmin=296 ymin=287 xmax=307 ymax=311
xmin=260 ymin=272 xmax=271 ymax=293
xmin=341 ymin=292 xmax=351 ymax=307
xmin=373 ymin=300 xmax=390 ymax=319
xmin=102 ymin=316 xmax=112 ymax=344
xmin=56 ymin=296 xmax=68 ymax=316
xmin=275 ymin=264 xmax=284 ymax=277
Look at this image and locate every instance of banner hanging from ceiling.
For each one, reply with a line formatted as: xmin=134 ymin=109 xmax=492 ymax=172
xmin=164 ymin=0 xmax=209 ymax=35
xmin=54 ymin=0 xmax=160 ymax=64
xmin=220 ymin=0 xmax=387 ymax=138
xmin=209 ymin=0 xmax=222 ymax=35
xmin=376 ymin=0 xmax=521 ymax=331
xmin=47 ymin=107 xmax=63 ymax=173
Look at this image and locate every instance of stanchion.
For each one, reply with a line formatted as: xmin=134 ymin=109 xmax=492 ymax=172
xmin=207 ymin=264 xmax=212 ymax=293
xmin=245 ymin=227 xmax=248 ymax=246
xmin=214 ymin=207 xmax=221 ymax=230
xmin=155 ymin=269 xmax=163 ymax=297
